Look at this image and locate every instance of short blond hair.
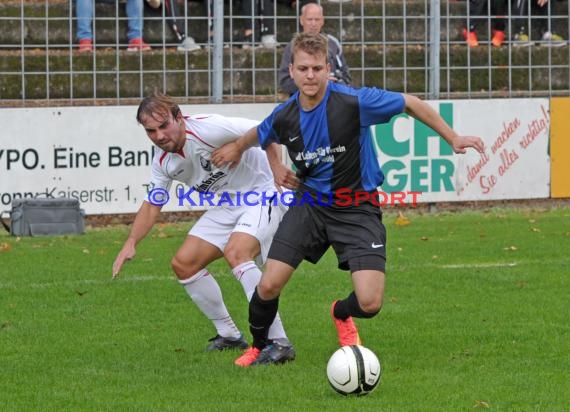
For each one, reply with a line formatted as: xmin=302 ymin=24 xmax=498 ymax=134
xmin=291 ymin=32 xmax=329 ymax=64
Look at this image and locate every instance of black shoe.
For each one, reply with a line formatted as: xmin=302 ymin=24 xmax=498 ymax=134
xmin=205 ymin=333 xmax=249 ymax=351
xmin=251 ymin=342 xmax=296 ymax=365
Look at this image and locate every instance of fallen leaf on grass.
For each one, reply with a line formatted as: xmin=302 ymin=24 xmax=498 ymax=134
xmin=420 ymin=236 xmax=428 ymax=241
xmin=395 ymin=211 xmax=410 ymax=226
xmin=531 ymin=227 xmax=540 ymax=232
xmin=473 ymin=400 xmax=490 ymax=409
xmin=0 ymin=243 xmax=11 ymax=252
xmin=503 ymin=245 xmax=517 ymax=251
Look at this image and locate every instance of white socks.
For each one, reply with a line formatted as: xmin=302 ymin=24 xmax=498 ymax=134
xmin=179 ymin=269 xmax=241 ymax=340
xmin=232 ymin=261 xmax=289 ymax=344
xmin=179 ymin=262 xmax=291 ymax=345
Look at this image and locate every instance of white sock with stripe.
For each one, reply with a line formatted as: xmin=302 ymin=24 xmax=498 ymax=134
xmin=179 ymin=269 xmax=241 ymax=339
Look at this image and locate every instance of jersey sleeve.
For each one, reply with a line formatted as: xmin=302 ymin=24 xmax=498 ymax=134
xmin=187 ymin=114 xmax=259 ymax=149
xmin=257 ymin=108 xmax=281 ymax=149
xmin=144 ymin=153 xmax=173 ymax=203
xmin=357 ymin=87 xmax=406 ymax=127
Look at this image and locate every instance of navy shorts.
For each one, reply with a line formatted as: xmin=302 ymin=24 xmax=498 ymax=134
xmin=267 ymin=193 xmax=387 ymax=272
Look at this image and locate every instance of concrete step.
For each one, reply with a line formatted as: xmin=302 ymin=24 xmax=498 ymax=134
xmin=1 ymin=44 xmax=568 ymax=100
xmin=0 ymin=0 xmax=567 ymax=46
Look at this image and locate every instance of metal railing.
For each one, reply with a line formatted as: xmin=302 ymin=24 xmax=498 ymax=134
xmin=0 ymin=0 xmax=568 ymax=107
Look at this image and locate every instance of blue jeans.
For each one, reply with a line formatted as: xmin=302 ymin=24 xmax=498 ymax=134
xmin=75 ymin=0 xmax=144 ymax=42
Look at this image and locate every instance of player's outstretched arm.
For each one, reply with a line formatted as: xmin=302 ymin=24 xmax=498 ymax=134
xmin=211 ymin=126 xmax=259 ymax=169
xmin=403 ymin=94 xmax=485 ymax=154
xmin=112 ymin=201 xmax=162 ymax=279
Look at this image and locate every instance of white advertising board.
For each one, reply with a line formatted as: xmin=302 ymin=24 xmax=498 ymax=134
xmin=0 ymin=104 xmax=275 ymax=214
xmin=373 ymin=98 xmax=550 ymax=204
xmin=0 ymin=99 xmax=550 ymax=214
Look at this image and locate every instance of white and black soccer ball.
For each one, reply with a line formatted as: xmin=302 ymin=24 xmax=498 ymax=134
xmin=326 ymin=345 xmax=381 ymax=396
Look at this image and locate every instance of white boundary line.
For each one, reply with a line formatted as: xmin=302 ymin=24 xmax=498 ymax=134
xmin=439 ymin=262 xmax=518 ymax=269
xmin=0 ymin=274 xmax=173 ymax=290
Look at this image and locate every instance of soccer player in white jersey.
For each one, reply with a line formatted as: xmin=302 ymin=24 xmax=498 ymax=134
xmin=112 ymin=92 xmax=295 ymax=365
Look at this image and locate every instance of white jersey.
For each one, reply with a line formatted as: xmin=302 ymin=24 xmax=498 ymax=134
xmin=145 ymin=114 xmax=275 ymax=203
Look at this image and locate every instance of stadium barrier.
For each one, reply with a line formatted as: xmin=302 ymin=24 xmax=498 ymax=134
xmin=2 ymin=97 xmax=568 ymax=215
xmin=0 ymin=0 xmax=568 ymax=105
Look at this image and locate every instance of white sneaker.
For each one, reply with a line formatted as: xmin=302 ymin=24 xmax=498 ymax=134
xmin=177 ymin=36 xmax=200 ymax=52
xmin=512 ymin=33 xmax=534 ymax=47
xmin=261 ymin=34 xmax=277 ymax=49
xmin=540 ymin=31 xmax=566 ymax=48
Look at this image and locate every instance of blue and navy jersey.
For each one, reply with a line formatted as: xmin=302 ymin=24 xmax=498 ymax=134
xmin=258 ymin=82 xmax=405 ymax=196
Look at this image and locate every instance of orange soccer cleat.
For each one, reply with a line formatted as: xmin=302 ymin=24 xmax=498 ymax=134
xmin=331 ymin=301 xmax=362 ymax=347
xmin=234 ymin=347 xmax=261 ymax=367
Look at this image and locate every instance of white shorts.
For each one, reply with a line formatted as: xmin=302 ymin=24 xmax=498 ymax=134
xmin=189 ymin=200 xmax=286 ymax=265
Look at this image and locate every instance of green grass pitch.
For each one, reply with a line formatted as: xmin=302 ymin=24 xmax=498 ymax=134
xmin=1 ymin=205 xmax=569 ymax=411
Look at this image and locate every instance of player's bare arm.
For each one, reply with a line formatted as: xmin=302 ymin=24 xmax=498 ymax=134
xmin=112 ymin=201 xmax=162 ymax=279
xmin=403 ymin=94 xmax=485 ymax=154
xmin=211 ymin=126 xmax=259 ymax=169
xmin=265 ymin=142 xmax=300 ymax=191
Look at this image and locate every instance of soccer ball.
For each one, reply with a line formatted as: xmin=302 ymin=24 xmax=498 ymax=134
xmin=326 ymin=345 xmax=381 ymax=396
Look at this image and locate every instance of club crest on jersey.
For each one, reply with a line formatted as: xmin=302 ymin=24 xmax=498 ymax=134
xmin=199 ymin=156 xmax=212 ymax=171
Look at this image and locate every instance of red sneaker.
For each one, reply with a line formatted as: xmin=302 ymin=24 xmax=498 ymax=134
xmin=462 ymin=28 xmax=479 ymax=47
xmin=330 ymin=301 xmax=362 ymax=347
xmin=78 ymin=39 xmax=93 ymax=53
xmin=234 ymin=347 xmax=261 ymax=367
xmin=492 ymin=30 xmax=505 ymax=47
xmin=127 ymin=38 xmax=151 ymax=52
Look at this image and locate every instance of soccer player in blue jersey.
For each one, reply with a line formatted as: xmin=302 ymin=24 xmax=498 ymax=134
xmin=211 ymin=32 xmax=485 ymax=367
